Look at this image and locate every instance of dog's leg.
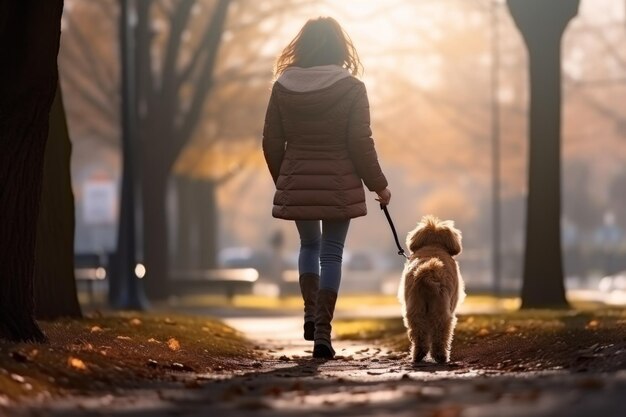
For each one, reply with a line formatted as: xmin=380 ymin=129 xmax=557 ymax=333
xmin=408 ymin=326 xmax=429 ymax=363
xmin=431 ymin=315 xmax=455 ymax=364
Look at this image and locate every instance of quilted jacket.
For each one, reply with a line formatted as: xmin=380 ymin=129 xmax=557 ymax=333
xmin=262 ymin=72 xmax=387 ymax=220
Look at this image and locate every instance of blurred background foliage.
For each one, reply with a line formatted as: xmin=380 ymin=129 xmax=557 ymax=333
xmin=59 ymin=0 xmax=626 ymax=293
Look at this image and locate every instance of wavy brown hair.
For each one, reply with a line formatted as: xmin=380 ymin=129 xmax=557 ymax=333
xmin=274 ymin=17 xmax=362 ymax=77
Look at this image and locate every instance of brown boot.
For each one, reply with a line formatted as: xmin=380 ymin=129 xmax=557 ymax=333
xmin=299 ymin=273 xmax=319 ymax=341
xmin=313 ymin=289 xmax=338 ymax=359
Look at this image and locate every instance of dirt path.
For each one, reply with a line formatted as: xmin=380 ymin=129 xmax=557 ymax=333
xmin=9 ymin=316 xmax=626 ymax=417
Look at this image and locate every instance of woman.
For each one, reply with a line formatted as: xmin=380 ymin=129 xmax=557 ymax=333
xmin=262 ymin=17 xmax=391 ymax=359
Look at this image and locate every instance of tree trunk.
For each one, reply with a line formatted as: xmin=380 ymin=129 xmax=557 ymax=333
xmin=507 ymin=0 xmax=579 ymax=309
xmin=0 ymin=0 xmax=64 ymax=342
xmin=33 ymin=84 xmax=82 ymax=320
xmin=173 ymin=177 xmax=218 ymax=272
xmin=198 ymin=180 xmax=218 ymax=269
xmin=141 ymin=164 xmax=171 ymax=300
xmin=108 ymin=0 xmax=148 ymax=310
xmin=174 ymin=175 xmax=196 ymax=270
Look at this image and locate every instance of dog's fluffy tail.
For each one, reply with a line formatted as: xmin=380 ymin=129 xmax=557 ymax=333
xmin=413 ymin=258 xmax=446 ymax=315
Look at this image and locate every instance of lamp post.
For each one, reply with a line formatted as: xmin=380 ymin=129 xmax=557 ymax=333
xmin=490 ymin=0 xmax=502 ymax=298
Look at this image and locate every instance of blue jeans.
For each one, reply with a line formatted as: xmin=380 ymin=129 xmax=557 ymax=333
xmin=295 ymin=220 xmax=350 ymax=293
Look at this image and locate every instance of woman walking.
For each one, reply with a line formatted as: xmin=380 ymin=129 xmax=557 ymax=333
xmin=262 ymin=17 xmax=391 ymax=359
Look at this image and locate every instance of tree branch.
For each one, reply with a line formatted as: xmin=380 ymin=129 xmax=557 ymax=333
xmin=173 ymin=0 xmax=231 ymax=156
xmin=160 ymin=0 xmax=195 ymax=101
xmin=136 ymin=0 xmax=156 ymax=118
xmin=61 ymin=65 xmax=118 ymax=127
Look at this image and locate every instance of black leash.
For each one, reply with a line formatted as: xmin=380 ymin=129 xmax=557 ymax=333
xmin=380 ymin=204 xmax=408 ymax=259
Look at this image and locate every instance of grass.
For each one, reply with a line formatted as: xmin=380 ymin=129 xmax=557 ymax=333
xmin=171 ymin=293 xmax=402 ymax=310
xmin=0 ymin=313 xmax=253 ymax=403
xmin=335 ymin=308 xmax=626 ymax=372
xmin=170 ymin=293 xmax=526 ymax=312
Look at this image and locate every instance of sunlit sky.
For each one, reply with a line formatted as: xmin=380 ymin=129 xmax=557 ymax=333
xmin=278 ymin=0 xmax=626 ymax=96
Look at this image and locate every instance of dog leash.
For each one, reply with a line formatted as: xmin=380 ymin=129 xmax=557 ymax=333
xmin=380 ymin=204 xmax=408 ymax=259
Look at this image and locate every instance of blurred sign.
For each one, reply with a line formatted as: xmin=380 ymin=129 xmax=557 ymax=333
xmin=83 ymin=180 xmax=117 ymax=225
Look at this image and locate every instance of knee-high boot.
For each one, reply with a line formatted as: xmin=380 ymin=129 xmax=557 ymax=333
xmin=313 ymin=288 xmax=338 ymax=359
xmin=299 ymin=273 xmax=319 ymax=341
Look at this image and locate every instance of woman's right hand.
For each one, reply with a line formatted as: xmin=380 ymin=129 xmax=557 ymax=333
xmin=375 ymin=188 xmax=391 ymax=206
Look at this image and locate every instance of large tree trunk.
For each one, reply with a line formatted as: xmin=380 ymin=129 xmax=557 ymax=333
xmin=141 ymin=163 xmax=171 ymax=300
xmin=0 ymin=0 xmax=64 ymax=342
xmin=508 ymin=0 xmax=579 ymax=309
xmin=108 ymin=0 xmax=148 ymax=310
xmin=33 ymin=84 xmax=82 ymax=320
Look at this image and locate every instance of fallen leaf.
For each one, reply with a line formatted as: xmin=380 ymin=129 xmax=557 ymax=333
xmin=129 ymin=318 xmax=142 ymax=326
xmin=116 ymin=336 xmax=132 ymax=341
xmin=90 ymin=326 xmax=103 ymax=333
xmin=167 ymin=338 xmax=181 ymax=351
xmin=170 ymin=362 xmax=194 ymax=372
xmin=10 ymin=374 xmax=25 ymax=383
xmin=68 ymin=357 xmax=88 ymax=371
xmin=367 ymin=371 xmax=385 ymax=375
xmin=147 ymin=338 xmax=161 ymax=344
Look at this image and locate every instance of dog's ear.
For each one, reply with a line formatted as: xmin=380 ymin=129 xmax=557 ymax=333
xmin=439 ymin=220 xmax=462 ymax=256
xmin=406 ymin=224 xmax=424 ymax=254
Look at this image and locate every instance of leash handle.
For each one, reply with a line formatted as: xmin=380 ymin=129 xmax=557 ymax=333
xmin=380 ymin=204 xmax=408 ymax=259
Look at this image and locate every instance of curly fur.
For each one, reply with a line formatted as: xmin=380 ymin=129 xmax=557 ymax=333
xmin=398 ymin=215 xmax=465 ymax=364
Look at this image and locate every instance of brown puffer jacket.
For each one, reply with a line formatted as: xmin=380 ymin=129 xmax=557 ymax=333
xmin=263 ymin=76 xmax=387 ymax=221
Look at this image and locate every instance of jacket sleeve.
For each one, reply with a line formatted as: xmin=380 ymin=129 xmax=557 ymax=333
xmin=346 ymin=83 xmax=388 ymax=192
xmin=262 ymin=85 xmax=285 ymax=185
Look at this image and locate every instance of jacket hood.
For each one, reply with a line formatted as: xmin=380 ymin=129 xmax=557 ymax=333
xmin=276 ymin=65 xmax=351 ymax=92
xmin=274 ymin=69 xmax=360 ymax=115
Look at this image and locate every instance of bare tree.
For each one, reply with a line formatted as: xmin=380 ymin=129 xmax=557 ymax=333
xmin=508 ymin=0 xmax=579 ymax=309
xmin=60 ymin=0 xmax=315 ymax=300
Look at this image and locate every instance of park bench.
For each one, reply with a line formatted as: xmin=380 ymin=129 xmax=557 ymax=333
xmin=170 ymin=268 xmax=259 ymax=300
xmin=74 ymin=253 xmax=108 ymax=304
